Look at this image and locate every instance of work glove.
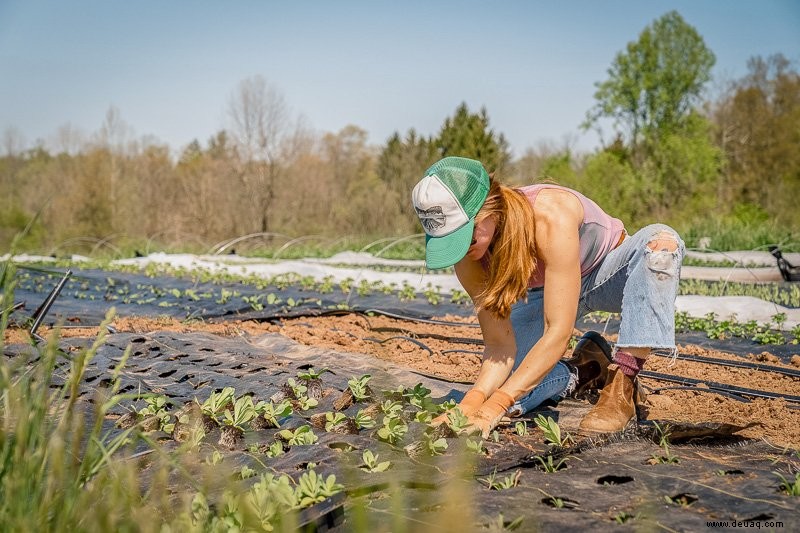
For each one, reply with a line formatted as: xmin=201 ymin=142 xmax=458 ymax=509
xmin=431 ymin=389 xmax=486 ymax=426
xmin=466 ymin=390 xmax=515 ymax=438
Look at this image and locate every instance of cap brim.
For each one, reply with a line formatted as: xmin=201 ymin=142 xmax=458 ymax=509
xmin=425 ymin=219 xmax=474 ymax=270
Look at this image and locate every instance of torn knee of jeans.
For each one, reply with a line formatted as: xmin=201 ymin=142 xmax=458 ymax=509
xmin=645 ymin=231 xmax=680 ymax=280
xmin=647 ymin=231 xmax=679 ymax=253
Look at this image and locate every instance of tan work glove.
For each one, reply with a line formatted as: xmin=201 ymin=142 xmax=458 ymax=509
xmin=466 ymin=390 xmax=515 ymax=438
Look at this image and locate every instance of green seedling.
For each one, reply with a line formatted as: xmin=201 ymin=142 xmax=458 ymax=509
xmin=347 ymin=374 xmax=372 ymax=402
xmin=450 ymin=289 xmax=470 ymax=305
xmin=403 ymin=383 xmax=432 ymax=408
xmin=324 ymin=412 xmax=348 ymax=431
xmin=277 ymin=425 xmax=318 ymax=446
xmin=286 ymin=378 xmax=307 ymax=398
xmin=295 ymin=395 xmax=318 ymax=411
xmin=222 ymin=396 xmax=257 ymax=430
xmin=297 ymin=367 xmax=329 ymax=381
xmin=376 ymin=417 xmax=408 ymax=445
xmin=264 ymin=441 xmax=285 ymax=458
xmin=491 ymin=430 xmax=500 ymax=443
xmin=360 ymin=450 xmax=392 ymax=473
xmin=480 ymin=469 xmax=521 ymax=491
xmin=534 ymin=414 xmax=573 ymax=447
xmin=425 ymin=434 xmax=448 ymax=456
xmin=205 ymin=450 xmax=224 ymax=465
xmin=437 ymin=399 xmax=457 ymax=413
xmin=534 ymin=454 xmax=568 ymax=473
xmin=380 ymin=400 xmax=403 ymax=417
xmin=239 ymin=466 xmax=257 ymax=480
xmin=258 ymin=400 xmax=293 ymax=428
xmin=515 ymin=421 xmax=529 ymax=436
xmin=138 ymin=394 xmax=172 ymax=431
xmin=242 ymin=294 xmax=264 ymax=311
xmin=265 ymin=293 xmax=282 ymax=305
xmin=295 ymin=470 xmax=344 ymax=508
xmin=397 ymin=281 xmax=416 ymax=302
xmin=354 ymin=408 xmax=376 ymax=429
xmin=466 ymin=438 xmax=485 ymax=454
xmin=483 ymin=514 xmax=524 ymax=531
xmin=613 ymin=511 xmax=636 ymax=524
xmin=423 ymin=283 xmax=441 ymax=305
xmin=446 ymin=407 xmax=470 ymax=433
xmin=415 ymin=410 xmax=433 ymax=424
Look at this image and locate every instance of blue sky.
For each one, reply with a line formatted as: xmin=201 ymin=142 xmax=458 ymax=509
xmin=0 ymin=0 xmax=798 ymax=156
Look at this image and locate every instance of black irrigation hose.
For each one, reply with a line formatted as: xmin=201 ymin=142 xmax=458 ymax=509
xmin=650 ymin=351 xmax=800 ymax=379
xmin=638 ymin=370 xmax=800 ymax=404
xmin=361 ymin=308 xmax=480 ymax=328
xmin=360 ymin=311 xmax=800 ymax=379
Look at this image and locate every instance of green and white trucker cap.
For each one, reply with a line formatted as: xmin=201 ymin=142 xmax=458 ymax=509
xmin=412 ymin=156 xmax=490 ymax=269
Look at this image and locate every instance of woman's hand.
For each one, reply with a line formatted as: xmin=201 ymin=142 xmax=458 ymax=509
xmin=465 ymin=390 xmax=516 ymax=438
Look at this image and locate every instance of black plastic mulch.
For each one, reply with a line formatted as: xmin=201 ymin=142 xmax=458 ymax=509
xmin=4 ymin=328 xmax=798 ymax=531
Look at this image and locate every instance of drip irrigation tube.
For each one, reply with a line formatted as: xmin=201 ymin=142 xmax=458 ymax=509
xmin=638 ymin=370 xmax=800 ymax=404
xmin=650 ymin=351 xmax=800 ymax=379
xmin=357 ymin=311 xmax=799 ymax=379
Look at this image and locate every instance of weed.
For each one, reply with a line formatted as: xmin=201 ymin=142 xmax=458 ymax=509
xmin=613 ymin=511 xmax=636 ymax=524
xmin=480 ymin=469 xmax=521 ymax=491
xmin=650 ymin=422 xmax=680 ymax=465
xmin=775 ymin=471 xmax=800 ymax=496
xmin=534 ymin=455 xmax=568 ymax=473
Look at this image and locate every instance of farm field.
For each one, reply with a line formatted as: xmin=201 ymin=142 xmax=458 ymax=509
xmin=2 ymin=255 xmax=799 ymax=531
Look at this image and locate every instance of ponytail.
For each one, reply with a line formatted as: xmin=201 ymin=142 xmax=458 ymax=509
xmin=474 ymin=180 xmax=537 ymax=319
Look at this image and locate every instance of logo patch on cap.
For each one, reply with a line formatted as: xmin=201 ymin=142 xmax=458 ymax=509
xmin=415 ymin=206 xmax=446 ymax=233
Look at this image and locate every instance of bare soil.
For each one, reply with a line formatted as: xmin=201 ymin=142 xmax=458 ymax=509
xmin=7 ymin=313 xmax=799 ymax=448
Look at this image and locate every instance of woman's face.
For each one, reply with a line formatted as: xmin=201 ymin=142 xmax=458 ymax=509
xmin=465 ymin=216 xmax=496 ymax=260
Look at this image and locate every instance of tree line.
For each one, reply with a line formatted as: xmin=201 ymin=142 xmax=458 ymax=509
xmin=2 ymin=11 xmax=798 ymax=255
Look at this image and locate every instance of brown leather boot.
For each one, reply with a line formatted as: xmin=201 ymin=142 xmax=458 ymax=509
xmin=564 ymin=331 xmax=612 ymax=396
xmin=578 ymin=364 xmax=636 ymax=433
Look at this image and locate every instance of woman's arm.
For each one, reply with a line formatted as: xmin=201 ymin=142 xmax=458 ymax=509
xmin=496 ymin=188 xmax=583 ymax=399
xmin=453 ymin=257 xmax=517 ymax=397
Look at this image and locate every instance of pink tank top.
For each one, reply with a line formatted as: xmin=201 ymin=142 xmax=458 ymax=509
xmin=517 ymin=184 xmax=625 ymax=288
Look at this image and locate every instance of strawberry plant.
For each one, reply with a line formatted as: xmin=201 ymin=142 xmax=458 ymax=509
xmin=534 ymin=414 xmax=573 ymax=447
xmin=480 ymin=469 xmax=521 ymax=490
xmin=294 ymin=470 xmax=344 ymax=508
xmin=200 ymin=387 xmax=235 ymax=419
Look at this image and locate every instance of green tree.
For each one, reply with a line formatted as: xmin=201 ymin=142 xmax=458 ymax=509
xmin=377 ymin=129 xmax=438 ymax=232
xmin=710 ymin=54 xmax=800 ymax=228
xmin=584 ymin=10 xmax=715 ymax=159
xmin=436 ymin=103 xmax=511 ymax=173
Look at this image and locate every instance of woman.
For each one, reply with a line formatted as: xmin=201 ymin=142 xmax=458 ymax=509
xmin=412 ymin=156 xmax=684 ymax=436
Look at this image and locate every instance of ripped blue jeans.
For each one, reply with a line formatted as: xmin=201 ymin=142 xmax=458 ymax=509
xmin=507 ymin=223 xmax=685 ymax=416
